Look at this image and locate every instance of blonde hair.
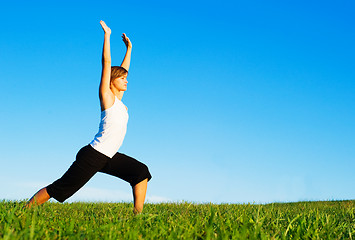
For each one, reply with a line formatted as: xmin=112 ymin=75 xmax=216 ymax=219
xmin=111 ymin=66 xmax=128 ymax=81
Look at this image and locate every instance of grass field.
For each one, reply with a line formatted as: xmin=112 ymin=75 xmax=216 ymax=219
xmin=1 ymin=200 xmax=354 ymax=239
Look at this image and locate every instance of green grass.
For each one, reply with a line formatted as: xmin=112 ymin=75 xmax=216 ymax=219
xmin=1 ymin=200 xmax=354 ymax=239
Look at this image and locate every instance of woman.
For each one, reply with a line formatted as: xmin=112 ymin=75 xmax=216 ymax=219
xmin=27 ymin=20 xmax=152 ymax=214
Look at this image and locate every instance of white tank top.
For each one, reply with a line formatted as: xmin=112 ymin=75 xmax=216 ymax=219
xmin=90 ymin=97 xmax=129 ymax=158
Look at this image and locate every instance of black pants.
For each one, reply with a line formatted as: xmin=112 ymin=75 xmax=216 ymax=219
xmin=46 ymin=145 xmax=152 ymax=203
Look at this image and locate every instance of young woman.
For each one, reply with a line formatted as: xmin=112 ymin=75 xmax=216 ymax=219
xmin=27 ymin=20 xmax=152 ymax=214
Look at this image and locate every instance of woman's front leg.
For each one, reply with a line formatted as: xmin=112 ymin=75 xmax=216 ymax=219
xmin=132 ymin=178 xmax=148 ymax=214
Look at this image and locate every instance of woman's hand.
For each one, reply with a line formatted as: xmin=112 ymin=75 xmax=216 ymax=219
xmin=100 ymin=20 xmax=111 ymax=35
xmin=122 ymin=33 xmax=132 ymax=49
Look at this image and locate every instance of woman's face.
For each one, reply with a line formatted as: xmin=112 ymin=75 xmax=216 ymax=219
xmin=111 ymin=73 xmax=128 ymax=91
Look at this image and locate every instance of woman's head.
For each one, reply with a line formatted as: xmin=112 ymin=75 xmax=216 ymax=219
xmin=110 ymin=66 xmax=128 ymax=92
xmin=111 ymin=66 xmax=128 ymax=80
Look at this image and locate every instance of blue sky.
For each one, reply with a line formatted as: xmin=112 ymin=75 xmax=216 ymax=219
xmin=1 ymin=0 xmax=354 ymax=204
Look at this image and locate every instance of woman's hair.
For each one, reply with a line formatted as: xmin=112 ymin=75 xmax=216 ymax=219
xmin=111 ymin=66 xmax=128 ymax=81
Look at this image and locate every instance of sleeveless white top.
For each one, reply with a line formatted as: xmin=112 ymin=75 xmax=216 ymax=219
xmin=90 ymin=97 xmax=129 ymax=158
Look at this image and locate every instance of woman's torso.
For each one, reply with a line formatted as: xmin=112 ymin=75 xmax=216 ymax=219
xmin=90 ymin=96 xmax=129 ymax=158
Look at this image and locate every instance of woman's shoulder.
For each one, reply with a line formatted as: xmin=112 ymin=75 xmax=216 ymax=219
xmin=116 ymin=97 xmax=128 ymax=112
xmin=100 ymin=91 xmax=115 ymax=112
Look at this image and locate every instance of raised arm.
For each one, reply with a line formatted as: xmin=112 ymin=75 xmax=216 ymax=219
xmin=120 ymin=33 xmax=132 ymax=71
xmin=99 ymin=20 xmax=114 ymax=110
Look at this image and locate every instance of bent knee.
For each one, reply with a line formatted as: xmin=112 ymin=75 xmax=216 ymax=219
xmin=130 ymin=163 xmax=152 ymax=187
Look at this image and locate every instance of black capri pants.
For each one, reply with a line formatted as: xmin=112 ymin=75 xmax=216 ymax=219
xmin=46 ymin=145 xmax=152 ymax=203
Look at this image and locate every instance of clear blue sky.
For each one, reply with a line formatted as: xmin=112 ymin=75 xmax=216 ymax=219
xmin=1 ymin=0 xmax=354 ymax=204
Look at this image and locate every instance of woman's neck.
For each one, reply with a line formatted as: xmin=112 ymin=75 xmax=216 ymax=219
xmin=110 ymin=88 xmax=124 ymax=100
